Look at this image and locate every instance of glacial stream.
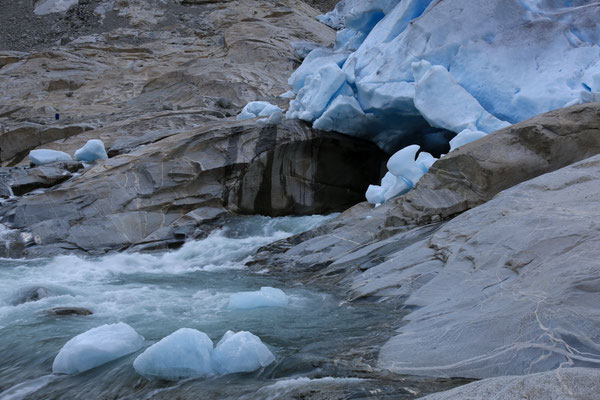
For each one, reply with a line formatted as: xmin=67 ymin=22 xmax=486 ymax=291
xmin=0 ymin=215 xmax=464 ymax=400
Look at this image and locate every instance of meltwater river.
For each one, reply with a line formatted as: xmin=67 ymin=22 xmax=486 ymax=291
xmin=0 ymin=215 xmax=463 ymax=400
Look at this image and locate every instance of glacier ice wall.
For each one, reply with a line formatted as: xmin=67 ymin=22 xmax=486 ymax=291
xmin=287 ymin=0 xmax=600 ymax=154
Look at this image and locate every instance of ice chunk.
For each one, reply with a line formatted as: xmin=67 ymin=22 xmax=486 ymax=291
xmin=52 ymin=323 xmax=144 ymax=374
xmin=317 ymin=0 xmax=401 ymax=31
xmin=237 ymin=101 xmax=282 ymax=121
xmin=336 ymin=29 xmax=368 ymax=52
xmin=29 ymin=149 xmax=72 ymax=165
xmin=290 ymin=41 xmax=323 ymax=60
xmin=312 ymin=95 xmax=370 ymax=134
xmin=212 ymin=331 xmax=275 ymax=374
xmin=413 ymin=64 xmax=509 ymax=134
xmin=287 ymin=63 xmax=347 ymax=121
xmin=366 ymin=145 xmax=438 ymax=204
xmin=228 ymin=287 xmax=289 ymax=309
xmin=449 ymin=129 xmax=488 ymax=152
xmin=386 ymin=144 xmax=423 ymax=186
xmin=288 ymin=49 xmax=349 ymax=93
xmin=133 ymin=328 xmax=214 ymax=380
xmin=34 ymin=0 xmax=79 ymax=15
xmin=365 ymin=184 xmax=385 ymax=205
xmin=279 ymin=91 xmax=296 ymax=99
xmin=383 ymin=175 xmax=412 ymax=201
xmin=416 ymin=151 xmax=436 ymax=171
xmin=74 ymin=139 xmax=108 ymax=162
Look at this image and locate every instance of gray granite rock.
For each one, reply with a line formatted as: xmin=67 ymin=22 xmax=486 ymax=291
xmin=419 ymin=368 xmax=600 ymax=400
xmin=377 ymin=155 xmax=600 ymax=378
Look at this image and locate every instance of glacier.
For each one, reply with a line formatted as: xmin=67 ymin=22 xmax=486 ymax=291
xmin=74 ymin=139 xmax=109 ymax=162
xmin=53 ymin=323 xmax=144 ymax=374
xmin=287 ymin=0 xmax=600 ymax=156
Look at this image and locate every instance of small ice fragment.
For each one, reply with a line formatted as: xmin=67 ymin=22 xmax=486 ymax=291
xmin=237 ymin=101 xmax=282 ymax=121
xmin=228 ymin=287 xmax=289 ymax=309
xmin=52 ymin=322 xmax=144 ymax=374
xmin=365 ymin=184 xmax=385 ymax=205
xmin=133 ymin=328 xmax=214 ymax=381
xmin=212 ymin=331 xmax=275 ymax=374
xmin=280 ymin=91 xmax=296 ymax=99
xmin=74 ymin=139 xmax=108 ymax=162
xmin=29 ymin=149 xmax=72 ymax=165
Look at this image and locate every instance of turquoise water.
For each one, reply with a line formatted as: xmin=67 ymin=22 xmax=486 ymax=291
xmin=0 ymin=215 xmax=461 ymax=399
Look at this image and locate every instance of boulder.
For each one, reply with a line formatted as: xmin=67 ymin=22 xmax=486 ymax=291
xmin=46 ymin=307 xmax=93 ymax=316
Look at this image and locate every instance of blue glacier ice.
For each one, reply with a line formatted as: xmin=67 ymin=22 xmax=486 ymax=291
xmin=287 ymin=0 xmax=600 ymax=154
xmin=133 ymin=328 xmax=214 ymax=380
xmin=237 ymin=101 xmax=282 ymax=121
xmin=366 ymin=145 xmax=437 ymax=205
xmin=228 ymin=287 xmax=289 ymax=310
xmin=317 ymin=0 xmax=401 ymax=30
xmin=74 ymin=139 xmax=108 ymax=162
xmin=133 ymin=328 xmax=275 ymax=380
xmin=449 ymin=129 xmax=488 ymax=152
xmin=29 ymin=149 xmax=72 ymax=165
xmin=52 ymin=323 xmax=144 ymax=374
xmin=212 ymin=331 xmax=275 ymax=374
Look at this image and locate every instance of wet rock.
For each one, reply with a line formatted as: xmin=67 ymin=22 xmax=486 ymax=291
xmin=0 ymin=225 xmax=25 ymax=258
xmin=2 ymin=162 xmax=82 ymax=197
xmin=0 ymin=120 xmax=386 ymax=256
xmin=46 ymin=307 xmax=93 ymax=316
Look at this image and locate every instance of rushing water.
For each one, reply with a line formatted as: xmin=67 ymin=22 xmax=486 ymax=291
xmin=0 ymin=215 xmax=464 ymax=400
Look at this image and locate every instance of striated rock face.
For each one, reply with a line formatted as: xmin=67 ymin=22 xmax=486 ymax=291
xmin=420 ymin=368 xmax=600 ymax=400
xmin=0 ymin=0 xmax=390 ymax=257
xmin=249 ymin=103 xmax=600 ymax=381
xmin=377 ymin=154 xmax=600 ymax=378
